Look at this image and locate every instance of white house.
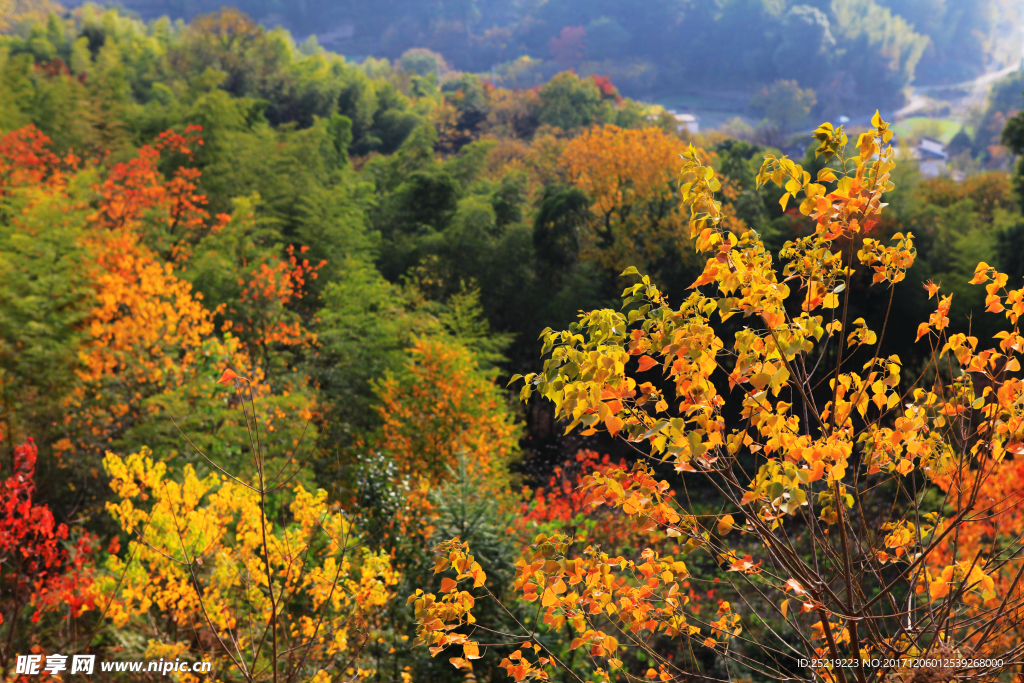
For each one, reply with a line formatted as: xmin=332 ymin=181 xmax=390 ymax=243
xmin=914 ymin=137 xmax=948 ymax=178
xmin=674 ymin=113 xmax=699 ymax=134
xmin=661 ymin=109 xmax=700 ymax=134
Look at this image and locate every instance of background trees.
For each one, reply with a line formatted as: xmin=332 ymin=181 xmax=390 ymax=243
xmin=53 ymin=0 xmax=1021 ymax=110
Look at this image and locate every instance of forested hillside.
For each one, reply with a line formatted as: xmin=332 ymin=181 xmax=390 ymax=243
xmin=53 ymin=0 xmax=1024 ymax=105
xmin=4 ymin=4 xmax=1024 ymax=683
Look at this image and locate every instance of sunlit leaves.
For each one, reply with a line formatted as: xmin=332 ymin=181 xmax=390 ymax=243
xmin=409 ymin=539 xmax=488 ymax=672
xmin=102 ymin=448 xmax=398 ymax=673
xmin=506 ymin=109 xmax=1024 ymax=681
xmin=560 ymin=125 xmax=695 ymax=274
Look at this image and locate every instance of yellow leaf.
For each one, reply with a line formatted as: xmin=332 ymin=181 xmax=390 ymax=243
xmin=781 ymin=599 xmax=789 ymax=618
xmin=716 ymin=514 xmax=735 ymax=536
xmin=969 ymin=262 xmax=990 ymax=284
xmin=464 ymin=642 xmax=481 ymax=659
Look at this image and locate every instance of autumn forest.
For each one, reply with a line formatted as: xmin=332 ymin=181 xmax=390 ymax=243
xmin=4 ymin=3 xmax=1024 ymax=683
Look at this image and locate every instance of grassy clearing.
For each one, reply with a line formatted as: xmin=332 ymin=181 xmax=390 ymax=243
xmin=892 ymin=116 xmax=967 ymax=143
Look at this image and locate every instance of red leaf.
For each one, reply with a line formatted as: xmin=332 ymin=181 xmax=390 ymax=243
xmin=217 ymin=368 xmax=244 ymax=384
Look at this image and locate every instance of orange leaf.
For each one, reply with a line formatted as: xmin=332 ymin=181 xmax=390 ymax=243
xmin=605 ymin=414 xmax=624 ymax=437
xmin=440 ymin=577 xmax=457 ymax=593
xmin=637 ymin=355 xmax=659 ymax=372
xmin=929 ymin=580 xmax=950 ymax=601
xmin=217 ymin=368 xmax=244 ymax=384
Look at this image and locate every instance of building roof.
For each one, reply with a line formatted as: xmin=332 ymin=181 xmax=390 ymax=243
xmin=918 ymin=138 xmax=948 ymax=160
xmin=664 ymin=109 xmax=699 ymax=122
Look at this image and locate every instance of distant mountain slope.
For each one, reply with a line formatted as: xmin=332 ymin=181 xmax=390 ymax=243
xmin=55 ymin=0 xmax=1023 ymax=107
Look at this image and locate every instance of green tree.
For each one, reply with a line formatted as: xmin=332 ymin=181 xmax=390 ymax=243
xmin=772 ymin=4 xmax=835 ymax=84
xmin=1003 ymin=100 xmax=1024 ymax=204
xmin=750 ymin=78 xmax=817 ymax=128
xmin=536 ymin=70 xmax=609 ymax=131
xmin=0 ymin=167 xmax=91 ymax=460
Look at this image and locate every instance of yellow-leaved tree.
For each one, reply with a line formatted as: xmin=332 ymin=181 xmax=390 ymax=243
xmin=98 ymin=376 xmax=398 ymax=683
xmin=559 ymin=125 xmax=743 ymax=276
xmin=410 ymin=113 xmax=1024 ymax=683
